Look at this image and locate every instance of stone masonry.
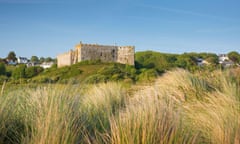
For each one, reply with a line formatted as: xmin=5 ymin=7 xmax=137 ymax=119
xmin=57 ymin=42 xmax=135 ymax=67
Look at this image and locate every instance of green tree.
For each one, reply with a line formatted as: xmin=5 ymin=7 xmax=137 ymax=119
xmin=30 ymin=56 xmax=39 ymax=63
xmin=45 ymin=57 xmax=53 ymax=62
xmin=39 ymin=57 xmax=45 ymax=63
xmin=7 ymin=51 xmax=17 ymax=62
xmin=0 ymin=63 xmax=6 ymax=75
xmin=228 ymin=51 xmax=240 ymax=64
xmin=25 ymin=66 xmax=44 ymax=78
xmin=175 ymin=54 xmax=197 ymax=70
xmin=135 ymin=51 xmax=177 ymax=72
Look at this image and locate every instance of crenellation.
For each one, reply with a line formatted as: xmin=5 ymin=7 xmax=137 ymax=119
xmin=57 ymin=42 xmax=135 ymax=67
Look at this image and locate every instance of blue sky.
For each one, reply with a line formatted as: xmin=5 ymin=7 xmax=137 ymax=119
xmin=0 ymin=0 xmax=240 ymax=58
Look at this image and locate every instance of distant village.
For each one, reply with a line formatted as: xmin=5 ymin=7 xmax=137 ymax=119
xmin=197 ymin=54 xmax=237 ymax=67
xmin=0 ymin=52 xmax=55 ymax=69
xmin=15 ymin=57 xmax=55 ymax=69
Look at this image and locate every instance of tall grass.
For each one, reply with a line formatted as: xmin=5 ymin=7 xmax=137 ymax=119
xmin=153 ymin=69 xmax=240 ymax=144
xmin=106 ymin=69 xmax=240 ymax=144
xmin=0 ymin=68 xmax=239 ymax=144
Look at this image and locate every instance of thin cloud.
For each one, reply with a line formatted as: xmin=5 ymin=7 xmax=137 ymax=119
xmin=196 ymin=27 xmax=240 ymax=33
xmin=0 ymin=0 xmax=60 ymax=4
xmin=140 ymin=4 xmax=236 ymax=22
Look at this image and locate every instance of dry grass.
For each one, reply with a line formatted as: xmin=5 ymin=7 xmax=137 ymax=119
xmin=0 ymin=68 xmax=239 ymax=144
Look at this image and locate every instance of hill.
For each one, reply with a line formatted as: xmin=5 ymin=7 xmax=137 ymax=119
xmin=0 ymin=51 xmax=228 ymax=84
xmin=31 ymin=60 xmax=141 ymax=84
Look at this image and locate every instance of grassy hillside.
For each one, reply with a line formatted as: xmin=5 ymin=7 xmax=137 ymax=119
xmin=0 ymin=51 xmax=224 ymax=84
xmin=0 ymin=68 xmax=239 ymax=144
xmin=14 ymin=59 xmax=160 ymax=84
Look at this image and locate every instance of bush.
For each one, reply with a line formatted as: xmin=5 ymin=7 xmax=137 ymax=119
xmin=137 ymin=69 xmax=158 ymax=82
xmin=0 ymin=75 xmax=8 ymax=84
xmin=84 ymin=74 xmax=107 ymax=84
xmin=12 ymin=65 xmax=26 ymax=79
xmin=0 ymin=63 xmax=6 ymax=75
xmin=25 ymin=66 xmax=44 ymax=78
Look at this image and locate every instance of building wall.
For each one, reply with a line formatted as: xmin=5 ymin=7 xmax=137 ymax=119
xmin=79 ymin=44 xmax=118 ymax=62
xmin=57 ymin=51 xmax=72 ymax=67
xmin=57 ymin=42 xmax=135 ymax=67
xmin=117 ymin=46 xmax=135 ymax=65
xmin=75 ymin=44 xmax=81 ymax=63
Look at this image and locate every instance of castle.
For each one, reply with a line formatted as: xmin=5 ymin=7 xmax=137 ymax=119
xmin=57 ymin=42 xmax=135 ymax=67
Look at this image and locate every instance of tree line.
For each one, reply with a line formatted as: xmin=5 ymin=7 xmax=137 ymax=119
xmin=0 ymin=51 xmax=56 ymax=83
xmin=0 ymin=51 xmax=56 ymax=64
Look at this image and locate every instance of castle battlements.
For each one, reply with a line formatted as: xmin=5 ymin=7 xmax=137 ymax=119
xmin=57 ymin=42 xmax=135 ymax=67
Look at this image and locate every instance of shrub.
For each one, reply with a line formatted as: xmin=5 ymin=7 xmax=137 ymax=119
xmin=137 ymin=69 xmax=158 ymax=82
xmin=84 ymin=74 xmax=107 ymax=84
xmin=0 ymin=63 xmax=6 ymax=75
xmin=12 ymin=64 xmax=26 ymax=79
xmin=25 ymin=66 xmax=44 ymax=78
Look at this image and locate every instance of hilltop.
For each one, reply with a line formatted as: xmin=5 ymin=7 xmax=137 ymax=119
xmin=0 ymin=51 xmax=240 ymax=84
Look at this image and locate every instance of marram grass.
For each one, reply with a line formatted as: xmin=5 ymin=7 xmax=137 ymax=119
xmin=0 ymin=69 xmax=239 ymax=144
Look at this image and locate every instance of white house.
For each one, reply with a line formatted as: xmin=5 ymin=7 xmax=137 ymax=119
xmin=40 ymin=62 xmax=54 ymax=69
xmin=17 ymin=57 xmax=29 ymax=64
xmin=218 ymin=54 xmax=229 ymax=64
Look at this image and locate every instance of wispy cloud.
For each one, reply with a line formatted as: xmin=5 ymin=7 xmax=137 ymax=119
xmin=196 ymin=27 xmax=240 ymax=33
xmin=0 ymin=0 xmax=60 ymax=4
xmin=139 ymin=4 xmax=236 ymax=22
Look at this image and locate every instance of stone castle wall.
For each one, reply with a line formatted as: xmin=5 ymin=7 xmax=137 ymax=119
xmin=117 ymin=46 xmax=135 ymax=65
xmin=57 ymin=51 xmax=72 ymax=67
xmin=57 ymin=42 xmax=135 ymax=67
xmin=80 ymin=44 xmax=118 ymax=62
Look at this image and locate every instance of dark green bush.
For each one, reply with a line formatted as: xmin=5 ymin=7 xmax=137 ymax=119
xmin=25 ymin=66 xmax=44 ymax=78
xmin=84 ymin=74 xmax=107 ymax=83
xmin=0 ymin=63 xmax=6 ymax=75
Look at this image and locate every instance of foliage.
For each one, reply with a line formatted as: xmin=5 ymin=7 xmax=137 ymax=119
xmin=32 ymin=64 xmax=82 ymax=83
xmin=137 ymin=68 xmax=158 ymax=82
xmin=25 ymin=66 xmax=44 ymax=78
xmin=45 ymin=57 xmax=54 ymax=62
xmin=5 ymin=65 xmax=16 ymax=77
xmin=32 ymin=61 xmax=138 ymax=84
xmin=175 ymin=53 xmax=197 ymax=70
xmin=0 ymin=63 xmax=6 ymax=75
xmin=84 ymin=74 xmax=107 ymax=83
xmin=135 ymin=51 xmax=218 ymax=73
xmin=228 ymin=51 xmax=240 ymax=64
xmin=135 ymin=51 xmax=177 ymax=72
xmin=0 ymin=50 xmax=232 ymax=84
xmin=0 ymin=75 xmax=8 ymax=84
xmin=39 ymin=57 xmax=45 ymax=63
xmin=7 ymin=51 xmax=17 ymax=62
xmin=12 ymin=64 xmax=26 ymax=79
xmin=96 ymin=63 xmax=137 ymax=82
xmin=30 ymin=56 xmax=39 ymax=63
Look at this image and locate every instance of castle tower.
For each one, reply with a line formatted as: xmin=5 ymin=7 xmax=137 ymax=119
xmin=75 ymin=42 xmax=82 ymax=63
xmin=117 ymin=46 xmax=135 ymax=65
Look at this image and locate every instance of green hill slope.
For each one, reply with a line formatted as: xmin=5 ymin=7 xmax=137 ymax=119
xmin=1 ymin=51 xmax=221 ymax=84
xmin=31 ymin=61 xmax=139 ymax=84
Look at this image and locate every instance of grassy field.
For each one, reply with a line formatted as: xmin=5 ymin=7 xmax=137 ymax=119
xmin=0 ymin=68 xmax=239 ymax=144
